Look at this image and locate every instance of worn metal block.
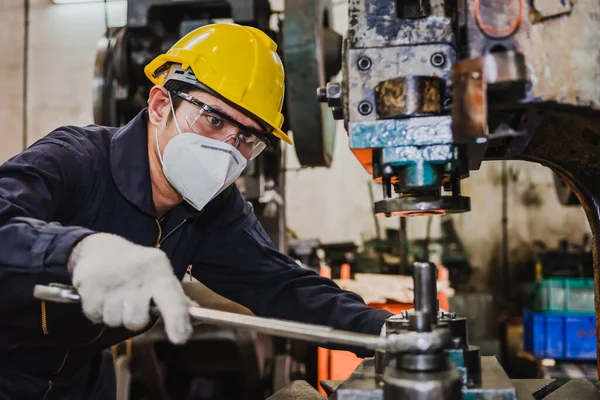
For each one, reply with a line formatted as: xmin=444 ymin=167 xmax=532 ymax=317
xmin=462 ymin=356 xmax=516 ymax=400
xmin=465 ymin=0 xmax=600 ymax=109
xmin=320 ymin=380 xmax=344 ymax=396
xmin=347 ymin=0 xmax=454 ymax=48
xmin=544 ymin=379 xmax=600 ymax=399
xmin=267 ymin=380 xmax=323 ymax=400
xmin=347 ymin=45 xmax=456 ymax=122
xmin=329 ymin=358 xmax=383 ymax=400
xmin=349 ymin=116 xmax=453 ymax=149
xmin=381 ymin=145 xmax=453 ymax=165
xmin=511 ymin=379 xmax=558 ymax=398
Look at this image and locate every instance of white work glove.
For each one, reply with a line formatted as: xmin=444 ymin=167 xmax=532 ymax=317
xmin=71 ymin=233 xmax=194 ymax=344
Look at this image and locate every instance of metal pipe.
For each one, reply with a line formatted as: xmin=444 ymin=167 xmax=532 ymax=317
xmin=413 ymin=262 xmax=438 ymax=328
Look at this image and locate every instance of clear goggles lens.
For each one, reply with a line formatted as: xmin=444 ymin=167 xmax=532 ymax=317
xmin=184 ymin=108 xmax=268 ymax=160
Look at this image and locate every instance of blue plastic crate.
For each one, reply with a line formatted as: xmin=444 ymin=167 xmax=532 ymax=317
xmin=524 ymin=310 xmax=597 ymax=360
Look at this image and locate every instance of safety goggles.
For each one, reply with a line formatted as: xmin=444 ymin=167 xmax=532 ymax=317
xmin=171 ymin=91 xmax=271 ymax=160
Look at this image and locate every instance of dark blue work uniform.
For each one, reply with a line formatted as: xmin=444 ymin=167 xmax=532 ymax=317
xmin=0 ymin=110 xmax=392 ymax=399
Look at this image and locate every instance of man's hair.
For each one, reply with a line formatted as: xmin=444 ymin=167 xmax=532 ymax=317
xmin=163 ymin=79 xmax=198 ymax=124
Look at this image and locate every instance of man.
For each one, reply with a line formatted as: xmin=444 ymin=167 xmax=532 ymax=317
xmin=0 ymin=24 xmax=392 ymax=399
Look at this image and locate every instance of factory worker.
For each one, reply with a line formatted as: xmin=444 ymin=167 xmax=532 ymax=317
xmin=0 ymin=24 xmax=392 ymax=399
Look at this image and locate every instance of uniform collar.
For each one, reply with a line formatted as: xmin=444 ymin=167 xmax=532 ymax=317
xmin=109 ymin=110 xmax=158 ymax=217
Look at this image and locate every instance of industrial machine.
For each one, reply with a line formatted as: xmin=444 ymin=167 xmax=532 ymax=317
xmin=84 ymin=0 xmax=600 ymax=398
xmin=307 ymin=0 xmax=600 ymax=398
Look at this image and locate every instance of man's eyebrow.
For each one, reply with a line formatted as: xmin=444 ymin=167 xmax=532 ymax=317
xmin=208 ymin=104 xmax=263 ymax=131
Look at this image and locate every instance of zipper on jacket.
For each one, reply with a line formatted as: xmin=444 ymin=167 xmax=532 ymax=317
xmin=41 ymin=326 xmax=106 ymax=399
xmin=155 ymin=219 xmax=163 ymax=247
xmin=41 ymin=381 xmax=53 ymax=400
xmin=41 ymin=301 xmax=49 ymax=335
xmin=155 ymin=218 xmax=188 ymax=248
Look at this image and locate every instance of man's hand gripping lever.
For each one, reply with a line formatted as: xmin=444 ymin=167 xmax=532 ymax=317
xmin=67 ymin=233 xmax=195 ymax=344
xmin=35 ymin=282 xmax=452 ymax=354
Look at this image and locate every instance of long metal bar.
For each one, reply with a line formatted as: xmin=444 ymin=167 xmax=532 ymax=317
xmin=33 ymin=284 xmax=389 ymax=351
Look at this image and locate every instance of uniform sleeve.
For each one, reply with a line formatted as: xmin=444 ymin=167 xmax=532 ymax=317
xmin=191 ymin=188 xmax=392 ymax=356
xmin=0 ymin=134 xmax=96 ymax=275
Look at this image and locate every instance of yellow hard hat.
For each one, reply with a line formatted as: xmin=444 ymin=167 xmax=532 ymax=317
xmin=144 ymin=23 xmax=291 ymax=144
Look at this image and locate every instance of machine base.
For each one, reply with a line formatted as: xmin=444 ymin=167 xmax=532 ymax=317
xmin=268 ymin=358 xmax=600 ymax=400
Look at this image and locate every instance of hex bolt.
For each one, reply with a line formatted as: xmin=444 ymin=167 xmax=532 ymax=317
xmin=357 ymin=56 xmax=372 ymax=71
xmin=430 ymin=52 xmax=446 ymax=68
xmin=317 ymin=87 xmax=327 ymax=102
xmin=327 ymin=84 xmax=340 ymax=97
xmin=358 ymin=101 xmax=372 ymax=115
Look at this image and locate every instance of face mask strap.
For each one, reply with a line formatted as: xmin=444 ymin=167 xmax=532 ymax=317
xmin=155 ymin=91 xmax=183 ymax=168
xmin=167 ymin=91 xmax=185 ymax=136
xmin=154 ymin=128 xmax=165 ymax=167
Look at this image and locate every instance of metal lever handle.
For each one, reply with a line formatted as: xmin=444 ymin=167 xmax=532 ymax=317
xmin=34 ymin=284 xmax=393 ymax=352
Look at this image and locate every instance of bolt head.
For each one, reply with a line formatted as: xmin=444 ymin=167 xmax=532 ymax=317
xmin=317 ymin=87 xmax=327 ymax=102
xmin=430 ymin=52 xmax=446 ymax=68
xmin=357 ymin=56 xmax=372 ymax=71
xmin=358 ymin=101 xmax=372 ymax=115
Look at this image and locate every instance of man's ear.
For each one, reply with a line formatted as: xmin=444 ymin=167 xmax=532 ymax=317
xmin=147 ymin=85 xmax=171 ymax=127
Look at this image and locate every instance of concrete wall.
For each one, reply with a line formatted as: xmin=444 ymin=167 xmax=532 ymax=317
xmin=0 ymin=0 xmax=25 ymax=163
xmin=26 ymin=0 xmax=126 ymax=144
xmin=0 ymin=1 xmax=591 ymax=288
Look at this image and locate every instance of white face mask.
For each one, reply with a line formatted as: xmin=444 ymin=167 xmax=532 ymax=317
xmin=155 ymin=93 xmax=248 ymax=211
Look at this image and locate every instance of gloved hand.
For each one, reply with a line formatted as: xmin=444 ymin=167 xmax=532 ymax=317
xmin=71 ymin=233 xmax=194 ymax=344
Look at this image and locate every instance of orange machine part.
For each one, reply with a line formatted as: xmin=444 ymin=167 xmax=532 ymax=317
xmin=351 ymin=149 xmax=373 ymax=174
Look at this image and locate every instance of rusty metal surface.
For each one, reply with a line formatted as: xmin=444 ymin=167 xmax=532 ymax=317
xmin=346 ymin=44 xmax=456 ymax=123
xmin=455 ymin=51 xmax=527 ymax=86
xmin=347 ymin=0 xmax=454 ymax=48
xmin=466 ymin=0 xmax=600 ymax=109
xmin=452 ymin=51 xmax=527 ymax=141
xmin=375 ymin=76 xmax=444 ymax=119
xmin=452 ymin=62 xmax=487 ymax=141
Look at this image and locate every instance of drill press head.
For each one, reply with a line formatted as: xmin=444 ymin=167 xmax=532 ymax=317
xmin=317 ymin=1 xmax=530 ymax=218
xmin=317 ymin=9 xmax=473 ymax=217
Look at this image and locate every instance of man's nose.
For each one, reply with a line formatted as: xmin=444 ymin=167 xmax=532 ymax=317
xmin=222 ymin=134 xmax=239 ymax=147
